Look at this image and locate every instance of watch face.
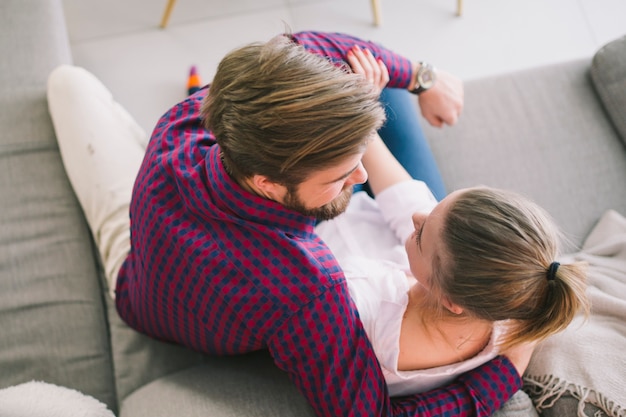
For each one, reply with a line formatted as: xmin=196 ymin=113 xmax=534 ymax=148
xmin=418 ymin=68 xmax=435 ymax=89
xmin=411 ymin=63 xmax=436 ymax=94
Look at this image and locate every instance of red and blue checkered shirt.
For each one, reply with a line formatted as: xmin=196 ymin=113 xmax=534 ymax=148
xmin=116 ymin=31 xmax=521 ymax=416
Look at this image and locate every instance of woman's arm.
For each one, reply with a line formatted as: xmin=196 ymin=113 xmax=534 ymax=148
xmin=344 ymin=46 xmax=414 ymax=196
xmin=362 ymin=135 xmax=439 ymax=244
xmin=361 ymin=134 xmax=412 ymax=196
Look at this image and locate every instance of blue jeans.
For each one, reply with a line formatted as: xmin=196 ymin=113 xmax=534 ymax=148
xmin=356 ymin=88 xmax=447 ymax=201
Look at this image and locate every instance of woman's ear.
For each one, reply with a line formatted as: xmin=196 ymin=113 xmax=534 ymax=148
xmin=441 ymin=296 xmax=464 ymax=315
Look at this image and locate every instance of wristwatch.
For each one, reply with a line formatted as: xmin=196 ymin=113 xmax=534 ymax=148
xmin=410 ymin=62 xmax=436 ymax=95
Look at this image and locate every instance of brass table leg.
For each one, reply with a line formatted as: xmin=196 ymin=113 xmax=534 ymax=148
xmin=371 ymin=0 xmax=381 ymax=26
xmin=160 ymin=0 xmax=177 ymax=28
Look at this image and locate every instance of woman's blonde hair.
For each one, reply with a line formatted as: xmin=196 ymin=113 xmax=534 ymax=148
xmin=430 ymin=187 xmax=589 ymax=349
xmin=202 ymin=34 xmax=386 ymax=187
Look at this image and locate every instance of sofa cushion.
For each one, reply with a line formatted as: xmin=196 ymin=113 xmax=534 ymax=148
xmin=0 ymin=146 xmax=116 ymax=407
xmin=590 ymin=34 xmax=626 ymax=145
xmin=0 ymin=0 xmax=117 ymax=410
xmin=104 ymin=292 xmax=207 ymax=404
xmin=119 ymin=351 xmax=315 ymax=417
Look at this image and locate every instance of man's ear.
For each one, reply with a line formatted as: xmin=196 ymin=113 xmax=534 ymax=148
xmin=441 ymin=296 xmax=464 ymax=315
xmin=250 ymin=174 xmax=286 ymax=202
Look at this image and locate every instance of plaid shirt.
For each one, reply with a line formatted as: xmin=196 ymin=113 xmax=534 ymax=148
xmin=116 ymin=31 xmax=521 ymax=416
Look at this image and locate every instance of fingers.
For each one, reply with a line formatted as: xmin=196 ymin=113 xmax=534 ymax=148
xmin=376 ymin=56 xmax=390 ymax=89
xmin=346 ymin=46 xmax=389 ymax=93
xmin=423 ymin=108 xmax=455 ymax=128
xmin=346 ymin=47 xmax=365 ymax=76
xmin=426 ymin=115 xmax=444 ymax=128
xmin=438 ymin=109 xmax=459 ymax=126
xmin=421 ymin=103 xmax=445 ymax=128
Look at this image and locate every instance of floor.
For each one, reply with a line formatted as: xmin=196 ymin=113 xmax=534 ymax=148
xmin=62 ymin=0 xmax=626 ymax=135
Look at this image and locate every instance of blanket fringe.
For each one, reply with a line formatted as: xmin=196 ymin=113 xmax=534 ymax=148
xmin=524 ymin=375 xmax=625 ymax=417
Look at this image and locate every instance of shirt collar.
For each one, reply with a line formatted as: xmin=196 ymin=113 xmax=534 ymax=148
xmin=205 ymin=145 xmax=317 ymax=237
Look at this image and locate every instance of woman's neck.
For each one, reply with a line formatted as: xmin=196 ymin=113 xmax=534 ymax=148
xmin=397 ymin=283 xmax=493 ymax=371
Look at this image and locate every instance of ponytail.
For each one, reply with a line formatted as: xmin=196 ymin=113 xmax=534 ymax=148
xmin=501 ymin=261 xmax=590 ymax=349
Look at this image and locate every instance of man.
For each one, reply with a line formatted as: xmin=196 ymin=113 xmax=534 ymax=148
xmin=48 ymin=31 xmax=532 ymax=416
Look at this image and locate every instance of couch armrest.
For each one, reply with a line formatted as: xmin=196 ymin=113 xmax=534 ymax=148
xmin=0 ymin=0 xmax=117 ymax=410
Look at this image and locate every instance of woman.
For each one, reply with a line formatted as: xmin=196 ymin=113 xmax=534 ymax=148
xmin=321 ymin=51 xmax=587 ymax=396
xmin=316 ymin=163 xmax=590 ymax=396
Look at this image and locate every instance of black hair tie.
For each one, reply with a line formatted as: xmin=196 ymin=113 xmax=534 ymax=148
xmin=547 ymin=261 xmax=560 ymax=281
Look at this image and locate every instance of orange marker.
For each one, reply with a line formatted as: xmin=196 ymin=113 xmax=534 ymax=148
xmin=187 ymin=65 xmax=202 ymax=95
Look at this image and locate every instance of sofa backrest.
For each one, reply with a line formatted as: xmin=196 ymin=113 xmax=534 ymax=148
xmin=423 ymin=57 xmax=626 ymax=253
xmin=0 ymin=0 xmax=117 ymax=411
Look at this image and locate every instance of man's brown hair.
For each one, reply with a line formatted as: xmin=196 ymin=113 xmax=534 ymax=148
xmin=202 ymin=34 xmax=386 ymax=187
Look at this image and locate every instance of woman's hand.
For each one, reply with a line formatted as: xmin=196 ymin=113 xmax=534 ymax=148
xmin=346 ymin=45 xmax=389 ymax=95
xmin=501 ymin=341 xmax=538 ymax=378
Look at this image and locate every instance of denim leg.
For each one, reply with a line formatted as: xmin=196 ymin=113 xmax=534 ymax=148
xmin=377 ymin=88 xmax=447 ymax=201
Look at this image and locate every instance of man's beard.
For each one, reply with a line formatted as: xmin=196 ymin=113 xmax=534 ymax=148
xmin=283 ymin=186 xmax=353 ymax=221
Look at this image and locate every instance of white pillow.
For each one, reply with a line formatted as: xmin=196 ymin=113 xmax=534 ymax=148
xmin=0 ymin=381 xmax=115 ymax=417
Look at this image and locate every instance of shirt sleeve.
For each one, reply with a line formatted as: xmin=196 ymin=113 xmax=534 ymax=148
xmin=290 ymin=31 xmax=413 ymax=89
xmin=268 ymin=282 xmax=522 ymax=417
xmin=375 ymin=180 xmax=438 ymax=245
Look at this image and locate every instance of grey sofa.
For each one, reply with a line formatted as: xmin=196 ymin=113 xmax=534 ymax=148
xmin=1 ymin=0 xmax=624 ymax=416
